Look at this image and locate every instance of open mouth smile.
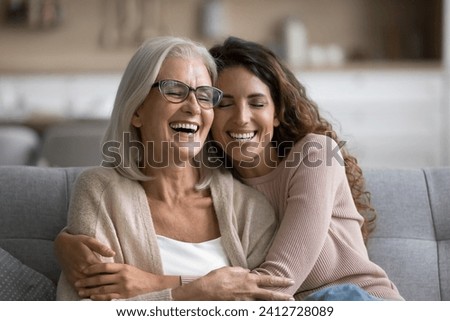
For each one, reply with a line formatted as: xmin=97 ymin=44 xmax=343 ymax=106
xmin=228 ymin=131 xmax=256 ymax=141
xmin=169 ymin=122 xmax=199 ymax=135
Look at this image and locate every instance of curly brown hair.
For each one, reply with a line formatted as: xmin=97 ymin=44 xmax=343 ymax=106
xmin=210 ymin=36 xmax=376 ymax=242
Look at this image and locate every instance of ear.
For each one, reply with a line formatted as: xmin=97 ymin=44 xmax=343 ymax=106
xmin=273 ymin=114 xmax=280 ymax=127
xmin=131 ymin=106 xmax=143 ymax=128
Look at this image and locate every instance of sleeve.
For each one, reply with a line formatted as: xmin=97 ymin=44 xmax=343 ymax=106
xmin=238 ymin=186 xmax=278 ymax=270
xmin=57 ymin=169 xmax=174 ymax=301
xmin=65 ymin=169 xmax=108 ymax=237
xmin=57 ymin=169 xmax=108 ymax=300
xmin=252 ymin=136 xmax=343 ymax=294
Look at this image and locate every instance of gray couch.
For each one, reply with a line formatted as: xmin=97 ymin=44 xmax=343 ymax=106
xmin=0 ymin=166 xmax=449 ymax=300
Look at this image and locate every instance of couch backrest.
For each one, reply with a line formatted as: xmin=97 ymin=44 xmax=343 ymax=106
xmin=0 ymin=166 xmax=84 ymax=284
xmin=364 ymin=168 xmax=450 ymax=301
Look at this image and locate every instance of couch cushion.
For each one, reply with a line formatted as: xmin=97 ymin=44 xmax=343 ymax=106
xmin=0 ymin=166 xmax=84 ymax=283
xmin=0 ymin=247 xmax=55 ymax=300
xmin=364 ymin=168 xmax=441 ymax=300
xmin=424 ymin=168 xmax=450 ymax=301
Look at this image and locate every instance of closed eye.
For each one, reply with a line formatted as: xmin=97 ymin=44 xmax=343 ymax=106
xmin=217 ymin=98 xmax=234 ymax=108
xmin=166 ymin=90 xmax=185 ymax=98
xmin=250 ymin=103 xmax=265 ymax=108
xmin=249 ymin=100 xmax=267 ymax=108
xmin=197 ymin=92 xmax=213 ymax=102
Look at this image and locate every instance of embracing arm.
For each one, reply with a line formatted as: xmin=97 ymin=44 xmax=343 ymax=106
xmin=57 ymin=168 xmax=176 ymax=301
xmin=54 ymin=230 xmax=115 ymax=286
xmin=252 ymin=136 xmax=342 ymax=294
xmin=56 ymin=232 xmax=293 ymax=301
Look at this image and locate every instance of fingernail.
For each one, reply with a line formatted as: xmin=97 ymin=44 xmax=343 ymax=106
xmin=78 ymin=290 xmax=85 ymax=296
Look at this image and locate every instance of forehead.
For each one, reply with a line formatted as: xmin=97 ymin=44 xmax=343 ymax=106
xmin=158 ymin=57 xmax=212 ymax=85
xmin=217 ymin=66 xmax=269 ymax=93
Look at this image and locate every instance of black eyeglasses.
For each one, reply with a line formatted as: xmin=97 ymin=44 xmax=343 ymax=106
xmin=151 ymin=79 xmax=223 ymax=109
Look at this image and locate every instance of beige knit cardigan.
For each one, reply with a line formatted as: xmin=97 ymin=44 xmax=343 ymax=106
xmin=56 ymin=166 xmax=277 ymax=300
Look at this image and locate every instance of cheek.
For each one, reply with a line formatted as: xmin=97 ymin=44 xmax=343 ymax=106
xmin=211 ymin=116 xmax=226 ymax=138
xmin=204 ymin=110 xmax=214 ymax=129
xmin=262 ymin=110 xmax=278 ymax=129
xmin=211 ymin=113 xmax=221 ymax=131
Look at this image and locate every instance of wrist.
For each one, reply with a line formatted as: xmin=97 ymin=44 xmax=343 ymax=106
xmin=146 ymin=274 xmax=181 ymax=293
xmin=171 ymin=278 xmax=209 ymax=301
xmin=160 ymin=275 xmax=181 ymax=289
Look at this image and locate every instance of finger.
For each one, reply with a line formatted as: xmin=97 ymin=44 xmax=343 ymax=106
xmin=75 ymin=273 xmax=117 ymax=288
xmin=254 ymin=275 xmax=295 ymax=288
xmin=90 ymin=293 xmax=121 ymax=301
xmin=83 ymin=237 xmax=115 ymax=257
xmin=83 ymin=263 xmax=120 ymax=275
xmin=256 ymin=289 xmax=295 ymax=301
xmin=79 ymin=284 xmax=118 ymax=298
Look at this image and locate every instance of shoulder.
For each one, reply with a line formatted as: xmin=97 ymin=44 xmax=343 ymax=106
xmin=286 ymin=134 xmax=344 ymax=167
xmin=74 ymin=166 xmax=131 ymax=195
xmin=211 ymin=168 xmax=274 ymax=211
xmin=67 ymin=167 xmax=139 ymax=231
xmin=291 ymin=133 xmax=338 ymax=153
xmin=280 ymin=134 xmax=347 ymax=189
xmin=76 ymin=166 xmax=120 ymax=185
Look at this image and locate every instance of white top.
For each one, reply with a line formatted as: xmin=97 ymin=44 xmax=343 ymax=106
xmin=156 ymin=235 xmax=231 ymax=275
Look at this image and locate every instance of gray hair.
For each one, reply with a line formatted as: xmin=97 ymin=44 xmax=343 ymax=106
xmin=101 ymin=36 xmax=217 ymax=187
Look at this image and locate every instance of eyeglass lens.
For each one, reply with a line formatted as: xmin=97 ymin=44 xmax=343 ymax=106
xmin=158 ymin=80 xmax=222 ymax=108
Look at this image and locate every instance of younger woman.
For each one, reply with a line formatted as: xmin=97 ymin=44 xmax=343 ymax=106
xmin=207 ymin=36 xmax=403 ymax=300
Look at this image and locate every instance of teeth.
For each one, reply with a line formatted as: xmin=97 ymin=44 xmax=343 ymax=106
xmin=170 ymin=123 xmax=199 ymax=132
xmin=229 ymin=132 xmax=256 ymax=140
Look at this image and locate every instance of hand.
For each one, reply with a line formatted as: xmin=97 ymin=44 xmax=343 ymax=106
xmin=172 ymin=266 xmax=294 ymax=301
xmin=75 ymin=263 xmax=180 ymax=300
xmin=54 ymin=231 xmax=115 ymax=286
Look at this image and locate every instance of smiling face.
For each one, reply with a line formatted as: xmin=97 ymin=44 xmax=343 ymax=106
xmin=132 ymin=56 xmax=214 ymax=168
xmin=211 ymin=66 xmax=280 ymax=177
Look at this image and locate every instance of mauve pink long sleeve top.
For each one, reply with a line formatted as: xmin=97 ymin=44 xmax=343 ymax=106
xmin=245 ymin=134 xmax=403 ymax=300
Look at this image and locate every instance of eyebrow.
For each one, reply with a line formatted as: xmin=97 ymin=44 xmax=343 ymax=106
xmin=222 ymin=93 xmax=267 ymax=99
xmin=247 ymin=93 xmax=266 ymax=99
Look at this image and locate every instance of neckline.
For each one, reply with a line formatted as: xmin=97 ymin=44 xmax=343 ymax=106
xmin=156 ymin=234 xmax=222 ymax=245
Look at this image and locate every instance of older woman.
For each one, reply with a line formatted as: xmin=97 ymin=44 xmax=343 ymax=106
xmin=56 ymin=36 xmax=293 ymax=301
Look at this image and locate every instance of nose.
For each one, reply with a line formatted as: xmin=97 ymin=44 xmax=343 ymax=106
xmin=232 ymin=104 xmax=250 ymax=125
xmin=181 ymin=91 xmax=201 ymax=115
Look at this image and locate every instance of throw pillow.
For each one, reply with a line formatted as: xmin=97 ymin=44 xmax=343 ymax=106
xmin=0 ymin=247 xmax=56 ymax=300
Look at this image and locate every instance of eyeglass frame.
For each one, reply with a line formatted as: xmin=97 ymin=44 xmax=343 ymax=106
xmin=151 ymin=79 xmax=223 ymax=109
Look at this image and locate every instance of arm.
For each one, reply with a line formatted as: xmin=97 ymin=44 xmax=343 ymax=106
xmin=55 ymin=230 xmax=184 ymax=299
xmin=57 ymin=232 xmax=293 ymax=300
xmin=57 ymin=168 xmax=175 ymax=301
xmin=75 ymin=264 xmax=294 ymax=300
xmin=171 ymin=267 xmax=294 ymax=301
xmin=252 ymin=136 xmax=342 ymax=294
xmin=54 ymin=230 xmax=115 ymax=286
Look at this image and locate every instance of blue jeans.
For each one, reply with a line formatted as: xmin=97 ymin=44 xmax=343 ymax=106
xmin=303 ymin=284 xmax=381 ymax=301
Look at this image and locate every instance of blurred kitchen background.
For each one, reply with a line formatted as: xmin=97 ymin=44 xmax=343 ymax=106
xmin=0 ymin=0 xmax=449 ymax=168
